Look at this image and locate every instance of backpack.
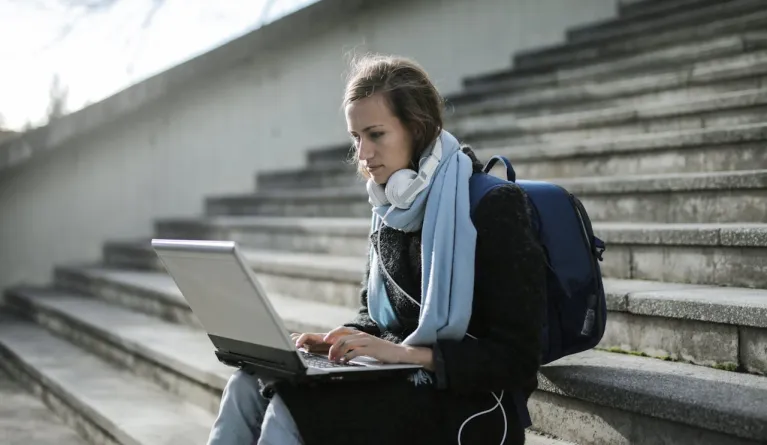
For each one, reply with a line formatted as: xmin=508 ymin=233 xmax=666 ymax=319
xmin=468 ymin=155 xmax=607 ymax=427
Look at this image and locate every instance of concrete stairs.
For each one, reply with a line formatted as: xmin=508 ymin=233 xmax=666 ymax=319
xmin=2 ymin=0 xmax=767 ymax=443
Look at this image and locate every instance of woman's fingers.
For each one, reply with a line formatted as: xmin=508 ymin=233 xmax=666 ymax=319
xmin=294 ymin=332 xmax=326 ymax=349
xmin=340 ymin=347 xmax=364 ymax=363
xmin=323 ymin=326 xmax=358 ymax=344
xmin=328 ymin=334 xmax=368 ymax=361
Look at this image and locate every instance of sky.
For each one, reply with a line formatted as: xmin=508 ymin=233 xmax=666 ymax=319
xmin=0 ymin=0 xmax=317 ymax=130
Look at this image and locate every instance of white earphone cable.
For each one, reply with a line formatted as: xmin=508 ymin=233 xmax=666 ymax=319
xmin=375 ymin=223 xmax=507 ymax=445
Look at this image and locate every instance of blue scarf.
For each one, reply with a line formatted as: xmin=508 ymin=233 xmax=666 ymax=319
xmin=367 ymin=130 xmax=477 ymax=352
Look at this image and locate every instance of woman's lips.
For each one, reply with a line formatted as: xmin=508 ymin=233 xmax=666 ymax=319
xmin=367 ymin=165 xmax=382 ymax=173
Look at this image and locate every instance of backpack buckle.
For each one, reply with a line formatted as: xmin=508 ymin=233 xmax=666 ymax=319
xmin=593 ymin=237 xmax=606 ymax=262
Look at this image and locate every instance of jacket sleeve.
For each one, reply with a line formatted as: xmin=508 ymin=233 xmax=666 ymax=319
xmin=432 ymin=184 xmax=546 ymax=394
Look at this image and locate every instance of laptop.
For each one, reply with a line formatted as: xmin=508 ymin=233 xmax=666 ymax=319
xmin=151 ymin=239 xmax=422 ymax=383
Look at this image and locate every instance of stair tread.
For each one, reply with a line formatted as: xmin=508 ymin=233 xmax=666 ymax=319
xmin=0 ymin=319 xmax=215 ymax=445
xmin=59 ymin=257 xmax=767 ymax=328
xmin=451 ymin=86 xmax=767 ymax=137
xmin=467 ymin=31 xmax=767 ymax=88
xmin=2 ymin=288 xmax=590 ymax=445
xmin=514 ymin=3 xmax=767 ymax=73
xmin=10 ymin=287 xmax=234 ymax=389
xmin=0 ymin=371 xmax=86 ymax=445
xmin=218 ymin=169 xmax=767 ymax=201
xmin=56 ymin=265 xmax=358 ymax=327
xmin=452 ymin=47 xmax=767 ymax=107
xmin=567 ymin=0 xmax=764 ymax=45
xmin=7 ymin=287 xmax=767 ymax=440
xmin=475 ymin=121 xmax=767 ymax=161
xmin=544 ymin=349 xmax=767 ymax=440
xmin=150 ymin=217 xmax=767 ymax=250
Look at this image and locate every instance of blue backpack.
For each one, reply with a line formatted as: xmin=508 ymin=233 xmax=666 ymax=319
xmin=468 ymin=155 xmax=607 ymax=427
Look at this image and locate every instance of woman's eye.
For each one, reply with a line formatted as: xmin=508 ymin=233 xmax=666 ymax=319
xmin=370 ymin=132 xmax=383 ymax=139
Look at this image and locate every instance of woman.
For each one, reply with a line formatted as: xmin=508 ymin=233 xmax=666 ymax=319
xmin=207 ymin=54 xmax=546 ymax=445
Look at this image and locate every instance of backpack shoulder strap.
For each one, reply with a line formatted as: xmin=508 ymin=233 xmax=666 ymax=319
xmin=469 ymin=172 xmax=510 ymax=221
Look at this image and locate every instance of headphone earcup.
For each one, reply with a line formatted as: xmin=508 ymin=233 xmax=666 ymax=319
xmin=366 ymin=179 xmax=390 ymax=207
xmin=385 ymin=169 xmax=419 ymax=209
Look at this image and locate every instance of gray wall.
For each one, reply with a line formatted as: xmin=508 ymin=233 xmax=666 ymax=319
xmin=0 ymin=0 xmax=617 ymax=291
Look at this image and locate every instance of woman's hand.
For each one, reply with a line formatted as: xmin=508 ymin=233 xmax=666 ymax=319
xmin=323 ymin=326 xmax=435 ymax=370
xmin=291 ymin=327 xmax=359 ymax=354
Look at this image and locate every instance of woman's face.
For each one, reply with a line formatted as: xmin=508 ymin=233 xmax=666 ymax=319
xmin=346 ymin=93 xmax=414 ymax=185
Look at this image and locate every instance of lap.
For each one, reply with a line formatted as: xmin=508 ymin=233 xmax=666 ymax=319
xmin=274 ymin=378 xmax=448 ymax=445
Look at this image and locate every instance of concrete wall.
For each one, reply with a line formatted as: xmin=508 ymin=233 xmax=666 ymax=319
xmin=0 ymin=0 xmax=617 ymax=291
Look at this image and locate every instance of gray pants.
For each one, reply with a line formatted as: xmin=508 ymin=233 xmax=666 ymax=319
xmin=206 ymin=370 xmax=304 ymax=445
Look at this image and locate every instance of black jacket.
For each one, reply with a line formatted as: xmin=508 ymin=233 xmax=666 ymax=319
xmin=276 ymin=152 xmax=547 ymax=445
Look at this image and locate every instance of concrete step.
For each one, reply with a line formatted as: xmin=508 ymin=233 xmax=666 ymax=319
xmin=617 ymin=0 xmax=723 ymax=20
xmin=256 ymin=164 xmax=360 ymax=191
xmin=115 ymin=217 xmax=767 ymax=291
xmin=0 ymin=288 xmax=584 ymax=445
xmin=0 ymin=316 xmax=214 ymax=445
xmin=531 ymin=349 xmax=767 ymax=444
xmin=465 ymin=32 xmax=767 ymax=93
xmin=50 ymin=250 xmax=767 ymax=375
xmin=153 ymin=218 xmax=767 ymax=288
xmin=10 ymin=286 xmax=764 ymax=443
xmin=601 ymin=279 xmax=767 ymax=374
xmin=0 ymin=370 xmax=86 ymax=445
xmin=155 ymin=216 xmax=370 ymax=257
xmin=209 ymin=169 xmax=767 ymax=224
xmin=451 ymin=87 xmax=767 ymax=147
xmin=271 ymin=117 xmax=767 ymax=182
xmin=567 ymin=0 xmax=763 ymax=45
xmin=514 ymin=4 xmax=767 ymax=72
xmin=452 ymin=46 xmax=767 ymax=115
xmin=463 ymin=41 xmax=767 ymax=101
xmin=4 ymin=287 xmax=235 ymax=414
xmin=305 ymin=143 xmax=353 ymax=168
xmin=52 ymin=264 xmax=357 ymax=333
xmin=478 ymin=122 xmax=767 ymax=178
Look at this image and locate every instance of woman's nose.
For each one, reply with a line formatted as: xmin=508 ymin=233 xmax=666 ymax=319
xmin=357 ymin=139 xmax=373 ymax=161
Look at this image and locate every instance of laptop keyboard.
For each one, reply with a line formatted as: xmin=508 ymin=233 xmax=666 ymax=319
xmin=300 ymin=351 xmax=361 ymax=368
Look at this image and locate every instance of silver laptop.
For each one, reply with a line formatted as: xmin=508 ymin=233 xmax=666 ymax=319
xmin=151 ymin=239 xmax=422 ymax=382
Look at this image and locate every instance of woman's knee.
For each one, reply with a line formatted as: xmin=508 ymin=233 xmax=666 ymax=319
xmin=226 ymin=370 xmax=261 ymax=393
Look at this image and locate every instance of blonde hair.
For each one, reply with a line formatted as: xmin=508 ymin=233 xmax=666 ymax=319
xmin=343 ymin=54 xmax=444 ymax=178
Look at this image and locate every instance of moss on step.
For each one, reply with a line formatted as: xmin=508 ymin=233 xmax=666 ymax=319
xmin=597 ymin=347 xmax=746 ymax=373
xmin=711 ymin=362 xmax=739 ymax=372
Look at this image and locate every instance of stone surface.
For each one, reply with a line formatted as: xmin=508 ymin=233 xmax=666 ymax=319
xmin=514 ymin=140 xmax=767 ymax=179
xmin=602 ymin=244 xmax=767 ymax=288
xmin=478 ymin=122 xmax=767 ymax=162
xmin=464 ymin=46 xmax=767 ymax=104
xmin=0 ymin=320 xmax=215 ymax=445
xmin=741 ymin=327 xmax=767 ymax=375
xmin=205 ymin=172 xmax=767 ymax=223
xmin=451 ymin=87 xmax=767 ymax=144
xmin=466 ymin=33 xmax=767 ymax=94
xmin=53 ymin=266 xmax=355 ymax=331
xmin=599 ymin=311 xmax=739 ymax=365
xmin=516 ymin=5 xmax=767 ymax=70
xmin=579 ymin=189 xmax=767 ymax=223
xmin=568 ymin=0 xmax=765 ymax=44
xmin=529 ymin=390 xmax=759 ymax=445
xmin=0 ymin=371 xmax=86 ymax=445
xmin=626 ymin=285 xmax=767 ymax=328
xmin=539 ymin=350 xmax=767 ymax=442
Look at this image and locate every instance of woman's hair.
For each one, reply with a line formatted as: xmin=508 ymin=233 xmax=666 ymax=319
xmin=343 ymin=54 xmax=444 ymax=178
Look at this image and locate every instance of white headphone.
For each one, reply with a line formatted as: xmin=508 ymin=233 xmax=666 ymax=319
xmin=366 ymin=135 xmax=444 ymax=209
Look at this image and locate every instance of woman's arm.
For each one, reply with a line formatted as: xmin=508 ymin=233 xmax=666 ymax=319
xmin=432 ymin=184 xmax=546 ymax=393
